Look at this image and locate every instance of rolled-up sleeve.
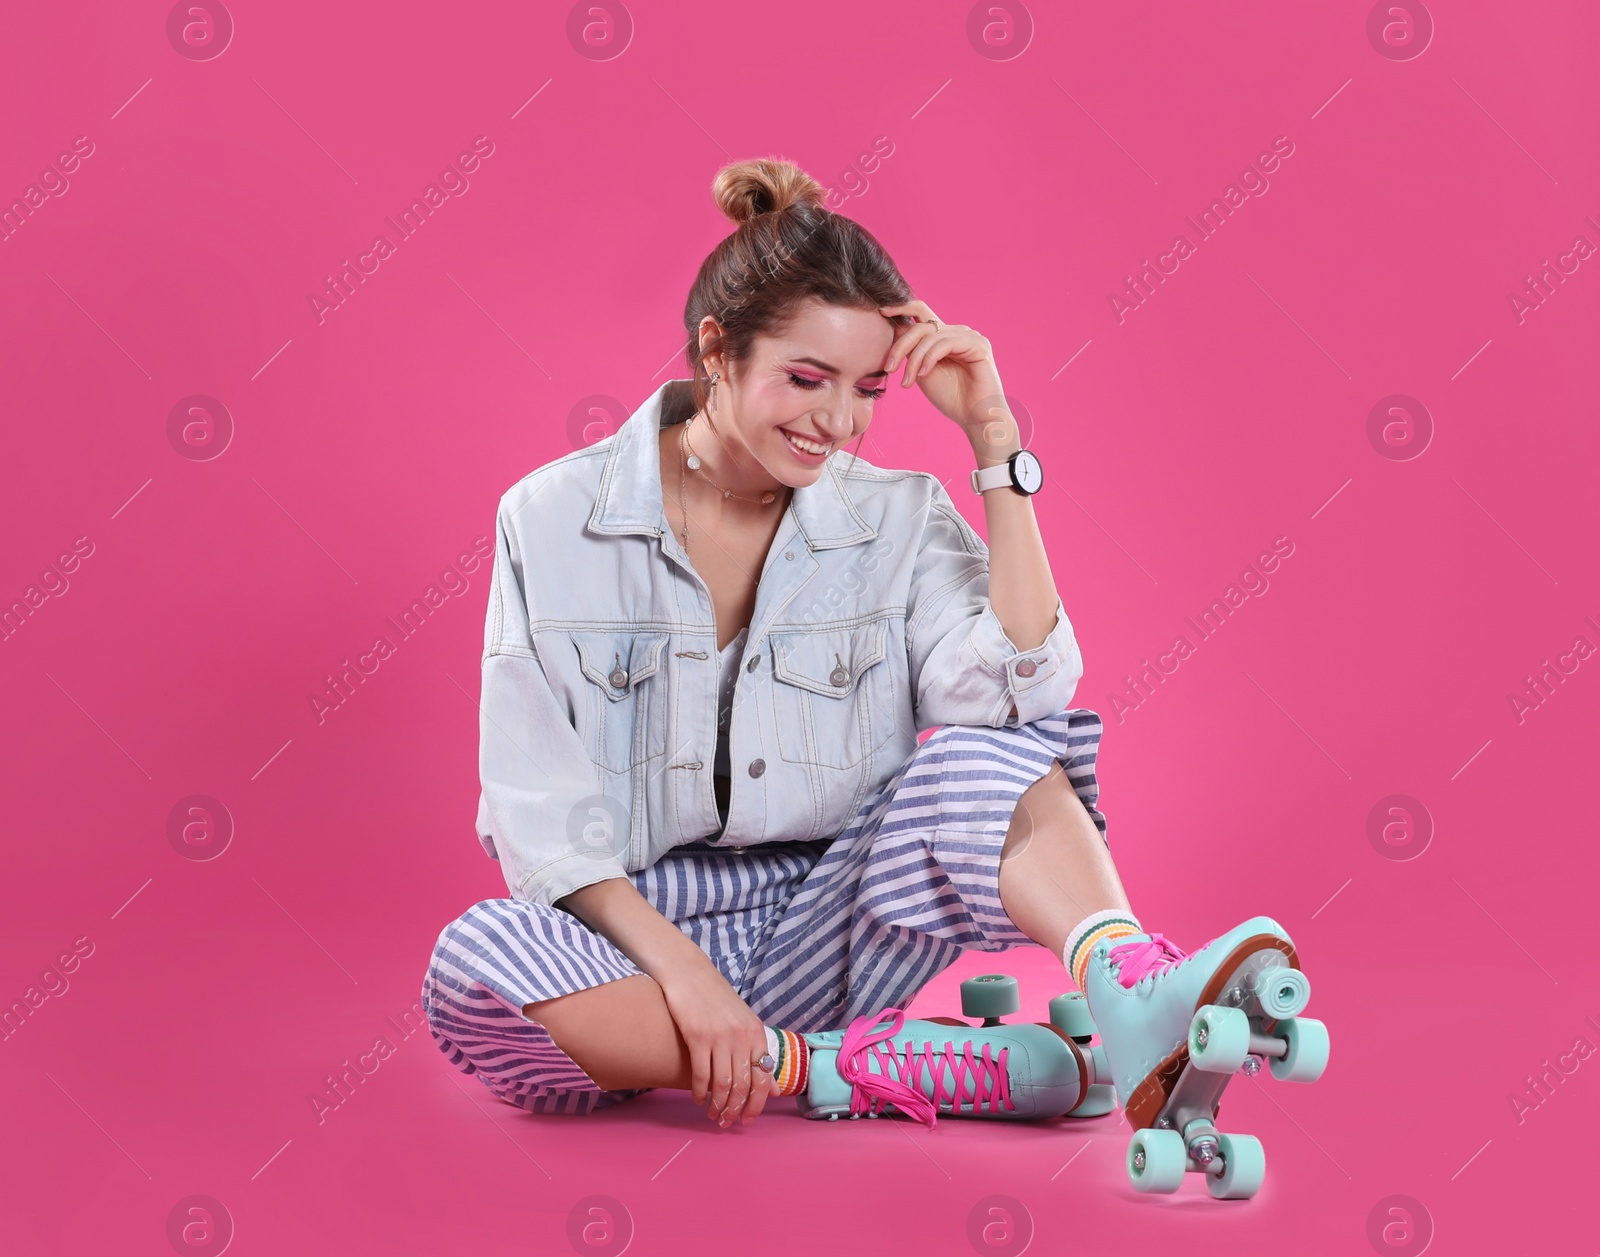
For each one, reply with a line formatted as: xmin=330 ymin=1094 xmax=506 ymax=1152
xmin=476 ymin=495 xmax=628 ymax=909
xmin=905 ymin=482 xmax=1084 ymax=731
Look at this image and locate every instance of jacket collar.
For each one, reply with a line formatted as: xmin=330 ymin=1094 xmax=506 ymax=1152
xmin=587 ymin=380 xmax=879 ymax=551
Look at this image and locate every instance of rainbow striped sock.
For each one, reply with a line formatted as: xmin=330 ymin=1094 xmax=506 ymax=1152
xmin=764 ymin=1026 xmax=809 ymax=1096
xmin=1063 ymin=910 xmax=1144 ymax=991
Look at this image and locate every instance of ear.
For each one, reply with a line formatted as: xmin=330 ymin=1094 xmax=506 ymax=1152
xmin=697 ymin=314 xmax=725 ymax=352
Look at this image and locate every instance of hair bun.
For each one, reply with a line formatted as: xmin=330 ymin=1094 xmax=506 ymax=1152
xmin=711 ymin=157 xmax=826 ymax=225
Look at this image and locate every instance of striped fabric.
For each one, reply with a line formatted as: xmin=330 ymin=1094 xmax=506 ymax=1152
xmin=422 ymin=707 xmax=1107 ymax=1115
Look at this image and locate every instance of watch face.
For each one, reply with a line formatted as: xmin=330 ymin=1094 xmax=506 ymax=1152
xmin=1012 ymin=450 xmax=1043 ymax=494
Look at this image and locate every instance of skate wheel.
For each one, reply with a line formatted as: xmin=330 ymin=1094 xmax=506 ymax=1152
xmin=1207 ymin=1132 xmax=1265 ymax=1199
xmin=1088 ymin=1043 xmax=1108 ymax=1086
xmin=1189 ymin=1005 xmax=1251 ymax=1073
xmin=1066 ymin=1082 xmax=1117 ymax=1118
xmin=1258 ymin=965 xmax=1311 ymax=1020
xmin=1127 ymin=1128 xmax=1187 ymax=1193
xmin=1048 ymin=991 xmax=1097 ymax=1038
xmin=960 ymin=974 xmax=1019 ymax=1021
xmin=1268 ymin=1016 xmax=1330 ymax=1083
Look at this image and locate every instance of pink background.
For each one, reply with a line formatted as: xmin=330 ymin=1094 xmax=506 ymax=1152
xmin=2 ymin=1 xmax=1596 ymax=1253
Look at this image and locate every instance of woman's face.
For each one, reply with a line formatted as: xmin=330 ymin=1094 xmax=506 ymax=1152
xmin=709 ymin=297 xmax=898 ymax=487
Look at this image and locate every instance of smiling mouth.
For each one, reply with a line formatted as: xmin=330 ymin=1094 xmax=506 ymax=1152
xmin=780 ymin=427 xmax=832 ymax=455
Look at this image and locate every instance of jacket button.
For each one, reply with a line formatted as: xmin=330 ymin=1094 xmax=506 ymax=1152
xmin=609 ymin=666 xmax=630 ymax=687
xmin=747 ymin=653 xmax=761 ymax=672
xmin=748 ymin=758 xmax=766 ymax=778
xmin=785 ymin=551 xmax=794 ymax=560
xmin=1015 ymin=659 xmax=1037 ymax=678
xmin=829 ymin=666 xmax=848 ymax=687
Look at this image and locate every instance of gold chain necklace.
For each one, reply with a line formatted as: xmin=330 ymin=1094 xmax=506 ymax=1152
xmin=676 ymin=413 xmax=787 ymax=556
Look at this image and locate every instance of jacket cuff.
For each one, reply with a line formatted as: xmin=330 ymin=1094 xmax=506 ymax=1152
xmin=515 ymin=851 xmax=631 ymax=911
xmin=967 ymin=597 xmax=1083 ymax=726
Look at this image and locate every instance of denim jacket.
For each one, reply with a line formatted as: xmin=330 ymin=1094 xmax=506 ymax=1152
xmin=473 ymin=380 xmax=1085 ymax=909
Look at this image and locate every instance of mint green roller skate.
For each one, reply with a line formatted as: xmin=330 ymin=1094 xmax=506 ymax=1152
xmin=796 ymin=973 xmax=1115 ymax=1126
xmin=1082 ymin=917 xmax=1331 ymax=1200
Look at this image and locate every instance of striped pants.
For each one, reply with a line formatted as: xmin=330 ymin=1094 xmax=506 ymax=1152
xmin=422 ymin=708 xmax=1108 ymax=1114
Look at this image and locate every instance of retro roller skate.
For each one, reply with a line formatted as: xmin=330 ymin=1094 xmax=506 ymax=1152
xmin=1082 ymin=917 xmax=1331 ymax=1200
xmin=796 ymin=974 xmax=1117 ymax=1126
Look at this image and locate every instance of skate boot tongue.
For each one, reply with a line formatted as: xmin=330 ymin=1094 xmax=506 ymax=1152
xmin=1108 ymin=932 xmax=1189 ymax=989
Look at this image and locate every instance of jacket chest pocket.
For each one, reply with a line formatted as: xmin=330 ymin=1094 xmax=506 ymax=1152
xmin=570 ymin=630 xmax=671 ymax=774
xmin=769 ymin=620 xmax=895 ymax=770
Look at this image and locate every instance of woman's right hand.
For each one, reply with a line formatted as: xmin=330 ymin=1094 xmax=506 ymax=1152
xmin=659 ymin=962 xmax=778 ymax=1128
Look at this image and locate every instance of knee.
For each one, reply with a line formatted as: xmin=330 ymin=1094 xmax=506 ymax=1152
xmin=426 ymin=897 xmax=599 ymax=992
xmin=424 ymin=899 xmax=533 ymax=992
xmin=427 ymin=902 xmax=491 ymax=973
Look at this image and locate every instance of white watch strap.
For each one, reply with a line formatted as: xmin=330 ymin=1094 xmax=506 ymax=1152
xmin=970 ymin=461 xmax=1012 ymax=493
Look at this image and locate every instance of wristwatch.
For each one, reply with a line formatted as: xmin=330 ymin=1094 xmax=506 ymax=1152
xmin=970 ymin=449 xmax=1044 ymax=496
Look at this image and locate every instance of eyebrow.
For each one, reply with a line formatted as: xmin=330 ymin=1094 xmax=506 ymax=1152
xmin=790 ymin=355 xmax=889 ymax=380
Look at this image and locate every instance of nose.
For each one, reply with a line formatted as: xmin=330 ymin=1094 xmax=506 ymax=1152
xmin=808 ymin=395 xmax=856 ymax=444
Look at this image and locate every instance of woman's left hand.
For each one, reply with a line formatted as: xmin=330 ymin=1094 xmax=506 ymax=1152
xmin=878 ymin=300 xmax=1012 ymax=441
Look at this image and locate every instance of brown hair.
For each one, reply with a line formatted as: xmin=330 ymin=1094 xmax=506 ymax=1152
xmin=660 ymin=156 xmax=914 ymax=426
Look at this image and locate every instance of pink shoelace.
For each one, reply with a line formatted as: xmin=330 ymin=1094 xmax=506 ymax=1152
xmin=1107 ymin=932 xmax=1190 ymax=988
xmin=836 ymin=1007 xmax=1013 ymax=1128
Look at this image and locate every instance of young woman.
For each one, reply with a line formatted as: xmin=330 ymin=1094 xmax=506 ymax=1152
xmin=423 ymin=157 xmax=1327 ymax=1198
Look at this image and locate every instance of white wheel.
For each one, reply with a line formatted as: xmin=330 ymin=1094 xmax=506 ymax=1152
xmin=1207 ymin=1132 xmax=1266 ymax=1199
xmin=1127 ymin=1128 xmax=1187 ymax=1193
xmin=1066 ymin=1083 xmax=1117 ymax=1119
xmin=1189 ymin=1005 xmax=1251 ymax=1073
xmin=1258 ymin=965 xmax=1311 ymax=1020
xmin=1269 ymin=1016 xmax=1330 ymax=1083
